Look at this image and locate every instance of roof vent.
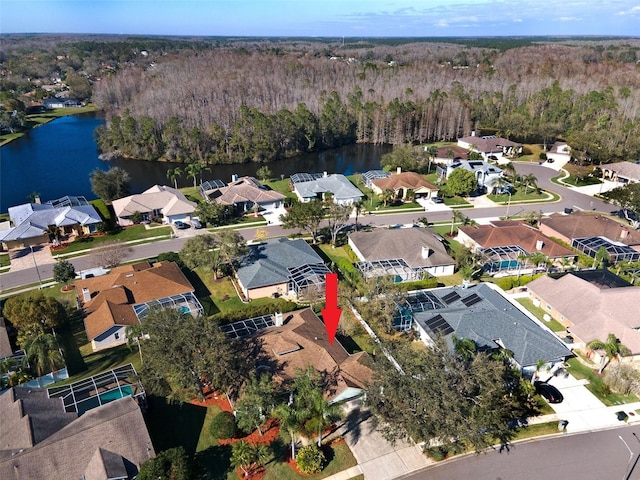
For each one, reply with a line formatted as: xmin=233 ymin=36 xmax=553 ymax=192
xmin=536 ymin=240 xmax=544 ymax=250
xmin=421 ymin=246 xmax=432 ymax=259
xmin=274 ymin=311 xmax=283 ymax=327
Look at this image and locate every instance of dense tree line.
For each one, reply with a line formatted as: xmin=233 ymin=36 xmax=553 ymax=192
xmin=90 ymin=39 xmax=640 ymax=166
xmin=3 ymin=36 xmax=640 ymax=164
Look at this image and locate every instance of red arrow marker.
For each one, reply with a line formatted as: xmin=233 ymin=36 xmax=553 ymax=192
xmin=321 ymin=273 xmax=342 ymax=345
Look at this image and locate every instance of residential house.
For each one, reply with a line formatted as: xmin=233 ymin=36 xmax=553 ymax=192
xmin=407 ymin=283 xmax=572 ymax=372
xmin=222 ymin=308 xmax=374 ymax=403
xmin=436 ymin=160 xmax=504 ymax=193
xmin=539 ymin=212 xmax=640 ymax=264
xmin=200 ymin=176 xmax=285 ymax=214
xmin=42 ymin=97 xmax=82 ymax=109
xmin=349 ymin=228 xmax=455 ymax=281
xmin=527 ymin=270 xmax=640 ymax=361
xmin=362 ymin=170 xmax=391 ymax=188
xmin=235 ymin=238 xmax=330 ymax=301
xmin=112 ymin=185 xmax=197 ymax=226
xmin=0 ymin=385 xmax=154 ymax=480
xmin=291 ymin=172 xmax=363 ymax=205
xmin=546 ymin=141 xmax=572 ymax=164
xmin=457 ymin=220 xmax=576 ymax=273
xmin=75 ymin=261 xmax=203 ymax=351
xmin=457 ymin=134 xmax=522 ymax=162
xmin=600 ymin=161 xmax=640 ymax=185
xmin=370 ymin=169 xmax=439 ymax=201
xmin=0 ymin=195 xmax=101 ymax=250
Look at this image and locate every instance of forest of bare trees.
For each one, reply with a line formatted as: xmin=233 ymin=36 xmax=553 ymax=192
xmin=3 ymin=35 xmax=640 ymax=165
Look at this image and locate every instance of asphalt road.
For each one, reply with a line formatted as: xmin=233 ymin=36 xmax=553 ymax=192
xmin=0 ymin=162 xmax=619 ymax=293
xmin=398 ymin=424 xmax=640 ymax=480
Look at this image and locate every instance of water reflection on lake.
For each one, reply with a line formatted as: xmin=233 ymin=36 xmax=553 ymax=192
xmin=1 ymin=112 xmax=389 ymax=211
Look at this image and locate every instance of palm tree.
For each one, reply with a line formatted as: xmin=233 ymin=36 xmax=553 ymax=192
xmin=353 ymin=199 xmax=365 ymax=232
xmin=231 ymin=441 xmax=271 ymax=478
xmin=304 ymin=388 xmax=343 ymax=447
xmin=273 ymin=403 xmax=304 ymax=459
xmin=587 ymin=333 xmax=630 ymax=374
xmin=492 ymin=176 xmax=511 ymax=196
xmin=185 ymin=161 xmax=206 ymax=187
xmin=452 ymin=335 xmax=476 ymax=361
xmin=125 ymin=323 xmax=144 ymax=365
xmin=425 ymin=145 xmax=438 ymax=173
xmin=166 ymin=167 xmax=183 ymax=189
xmin=22 ymin=332 xmax=64 ymax=379
xmin=379 ymin=189 xmax=395 ymax=207
xmin=522 ymin=173 xmax=538 ymax=195
xmin=450 ymin=210 xmax=467 ymax=235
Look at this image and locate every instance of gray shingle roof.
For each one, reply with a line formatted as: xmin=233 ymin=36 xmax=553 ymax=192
xmin=236 ymin=238 xmax=325 ymax=289
xmin=414 ymin=283 xmax=571 ymax=368
xmin=0 ymin=394 xmax=154 ymax=480
xmin=294 ymin=174 xmax=363 ymax=201
xmin=3 ymin=203 xmax=101 ymax=242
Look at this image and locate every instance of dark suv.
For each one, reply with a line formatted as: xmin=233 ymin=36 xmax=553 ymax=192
xmin=534 ymin=381 xmax=563 ymax=404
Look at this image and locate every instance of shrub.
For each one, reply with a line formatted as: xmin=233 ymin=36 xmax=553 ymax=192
xmin=424 ymin=445 xmax=449 ymax=461
xmin=157 ymin=251 xmax=184 ymax=268
xmin=295 ymin=445 xmax=325 ymax=474
xmin=210 ymin=300 xmax=299 ymax=324
xmin=539 ymin=152 xmax=547 ymax=160
xmin=401 ymin=277 xmax=439 ymax=290
xmin=209 ymin=411 xmax=237 ymax=439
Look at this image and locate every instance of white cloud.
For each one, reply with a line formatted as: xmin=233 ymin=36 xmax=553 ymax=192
xmin=616 ymin=5 xmax=640 ymax=15
xmin=559 ymin=16 xmax=581 ymax=21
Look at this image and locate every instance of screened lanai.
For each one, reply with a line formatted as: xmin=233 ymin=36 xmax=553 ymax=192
xmin=132 ymin=291 xmax=204 ymax=320
xmin=393 ymin=290 xmax=444 ymax=331
xmin=356 ymin=258 xmax=431 ymax=283
xmin=287 ymin=263 xmax=331 ymax=298
xmin=362 ymin=170 xmax=390 ymax=187
xmin=572 ymin=236 xmax=640 ymax=263
xmin=480 ymin=245 xmax=528 ymax=273
xmin=48 ymin=364 xmax=145 ymax=415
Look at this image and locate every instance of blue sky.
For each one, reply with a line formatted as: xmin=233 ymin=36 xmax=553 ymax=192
xmin=2 ymin=0 xmax=639 ymax=37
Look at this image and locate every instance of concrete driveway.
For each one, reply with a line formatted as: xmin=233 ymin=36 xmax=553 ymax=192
xmin=9 ymin=244 xmax=55 ymax=273
xmin=542 ymin=371 xmax=640 ymax=433
xmin=339 ymin=405 xmax=431 ymax=480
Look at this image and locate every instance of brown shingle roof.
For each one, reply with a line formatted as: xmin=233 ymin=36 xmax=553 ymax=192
xmin=256 ymin=309 xmax=373 ymax=400
xmin=0 ymin=395 xmax=154 ymax=480
xmin=528 ymin=274 xmax=640 ymax=354
xmin=372 ymin=172 xmax=437 ymax=192
xmin=540 ymin=212 xmax=640 ymax=247
xmin=76 ymin=261 xmax=195 ymax=341
xmin=459 ymin=221 xmax=575 ymax=258
xmin=204 ymin=176 xmax=285 ymax=206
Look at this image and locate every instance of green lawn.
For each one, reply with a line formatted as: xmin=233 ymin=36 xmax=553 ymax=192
xmin=90 ymin=198 xmax=112 ymax=221
xmin=488 ymin=189 xmax=551 ymax=203
xmin=262 ymin=439 xmax=358 ymax=480
xmin=0 ymin=105 xmax=98 ymax=146
xmin=54 ymin=225 xmax=172 ymax=255
xmin=0 ymin=254 xmax=10 ymax=268
xmin=513 ymin=421 xmax=561 ymax=440
xmin=262 ymin=178 xmax=298 ymax=199
xmin=566 ymin=357 xmax=639 ymax=406
xmin=562 ymin=175 xmax=602 ymax=187
xmin=516 ymin=298 xmax=566 ymax=332
xmin=443 ymin=196 xmax=472 ymax=207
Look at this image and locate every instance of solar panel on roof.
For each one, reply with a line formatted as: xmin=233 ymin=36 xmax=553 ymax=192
xmin=441 ymin=291 xmax=461 ymax=305
xmin=425 ymin=314 xmax=454 ymax=335
xmin=461 ymin=293 xmax=482 ymax=307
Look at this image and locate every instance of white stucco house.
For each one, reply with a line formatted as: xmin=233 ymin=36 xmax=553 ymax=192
xmin=291 ymin=173 xmax=363 ymax=206
xmin=112 ymin=185 xmax=197 ymax=226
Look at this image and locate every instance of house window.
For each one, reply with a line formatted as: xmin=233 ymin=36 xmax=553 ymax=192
xmin=114 ymin=332 xmax=120 ymax=340
xmin=546 ymin=304 xmax=552 ymax=311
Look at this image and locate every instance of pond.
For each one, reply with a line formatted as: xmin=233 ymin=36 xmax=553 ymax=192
xmin=0 ymin=112 xmax=390 ymax=212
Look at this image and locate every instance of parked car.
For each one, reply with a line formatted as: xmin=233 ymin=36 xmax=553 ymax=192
xmin=191 ymin=218 xmax=202 ymax=229
xmin=432 ymin=196 xmax=444 ymax=204
xmin=534 ymin=381 xmax=563 ymax=404
xmin=173 ymin=220 xmax=190 ymax=229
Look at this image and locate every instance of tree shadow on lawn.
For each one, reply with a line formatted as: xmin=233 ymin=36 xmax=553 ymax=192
xmin=194 ymin=444 xmax=232 ymax=480
xmin=182 ymin=268 xmax=219 ymax=316
xmin=144 ymin=394 xmax=208 ymax=454
xmin=55 ymin=309 xmax=87 ymax=375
